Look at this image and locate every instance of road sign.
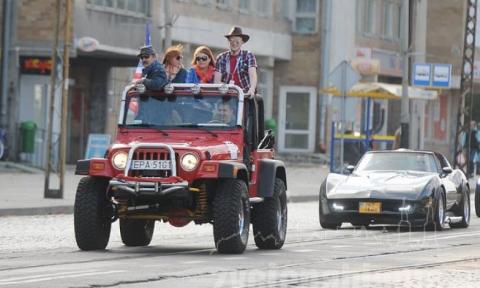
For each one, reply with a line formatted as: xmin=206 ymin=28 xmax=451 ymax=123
xmin=329 ymin=61 xmax=361 ymax=93
xmin=85 ymin=134 xmax=111 ymax=159
xmin=412 ymin=63 xmax=431 ymax=87
xmin=432 ymin=64 xmax=452 ymax=88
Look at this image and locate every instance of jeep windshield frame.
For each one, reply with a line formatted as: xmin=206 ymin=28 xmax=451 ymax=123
xmin=118 ymin=84 xmax=245 ymax=129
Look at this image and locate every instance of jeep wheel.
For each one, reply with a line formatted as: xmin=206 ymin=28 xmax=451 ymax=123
xmin=252 ymin=178 xmax=287 ymax=249
xmin=74 ymin=177 xmax=112 ymax=250
xmin=120 ymin=219 xmax=155 ymax=246
xmin=213 ymin=179 xmax=250 ymax=254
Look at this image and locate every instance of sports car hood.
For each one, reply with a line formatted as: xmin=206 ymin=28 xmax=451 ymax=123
xmin=325 ymin=171 xmax=438 ymax=200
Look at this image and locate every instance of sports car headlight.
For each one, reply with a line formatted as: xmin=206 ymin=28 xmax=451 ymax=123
xmin=112 ymin=151 xmax=128 ymax=170
xmin=181 ymin=153 xmax=199 ymax=171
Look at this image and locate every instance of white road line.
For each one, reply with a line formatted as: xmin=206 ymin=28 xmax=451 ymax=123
xmin=182 ymin=260 xmax=207 ymax=264
xmin=291 ymin=249 xmax=316 ymax=253
xmin=0 ymin=270 xmax=126 ymax=286
xmin=221 ymin=257 xmax=248 ymax=260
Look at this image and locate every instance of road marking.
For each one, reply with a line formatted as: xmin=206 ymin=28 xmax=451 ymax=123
xmin=0 ymin=270 xmax=126 ymax=286
xmin=182 ymin=260 xmax=207 ymax=264
xmin=221 ymin=257 xmax=248 ymax=260
xmin=291 ymin=249 xmax=316 ymax=253
xmin=331 ymin=245 xmax=351 ymax=248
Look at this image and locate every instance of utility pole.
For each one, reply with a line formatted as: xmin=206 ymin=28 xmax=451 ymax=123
xmin=400 ymin=0 xmax=410 ymax=148
xmin=59 ymin=0 xmax=72 ymax=198
xmin=164 ymin=0 xmax=172 ymax=48
xmin=44 ymin=0 xmax=61 ymax=198
xmin=1 ymin=0 xmax=13 ymax=129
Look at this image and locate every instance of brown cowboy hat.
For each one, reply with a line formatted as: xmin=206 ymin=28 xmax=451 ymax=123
xmin=224 ymin=26 xmax=249 ymax=43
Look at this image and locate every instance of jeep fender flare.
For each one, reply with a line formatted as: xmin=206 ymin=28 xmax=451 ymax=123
xmin=257 ymin=159 xmax=287 ymax=198
xmin=218 ymin=161 xmax=249 ymax=184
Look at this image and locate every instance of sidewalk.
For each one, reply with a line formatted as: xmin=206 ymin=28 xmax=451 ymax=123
xmin=0 ymin=161 xmax=329 ymax=216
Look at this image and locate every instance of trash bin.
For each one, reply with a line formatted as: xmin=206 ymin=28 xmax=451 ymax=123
xmin=20 ymin=121 xmax=37 ymax=153
xmin=265 ymin=118 xmax=277 ymax=136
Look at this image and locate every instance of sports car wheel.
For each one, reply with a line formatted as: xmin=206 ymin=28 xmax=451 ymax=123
xmin=475 ymin=183 xmax=480 ymax=217
xmin=450 ymin=187 xmax=470 ymax=228
xmin=426 ymin=191 xmax=445 ymax=231
xmin=319 ymin=202 xmax=341 ymax=229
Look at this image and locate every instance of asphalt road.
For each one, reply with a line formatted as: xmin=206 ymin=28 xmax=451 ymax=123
xmin=1 ymin=201 xmax=480 ymax=288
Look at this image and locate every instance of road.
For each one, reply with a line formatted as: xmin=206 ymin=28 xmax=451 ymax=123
xmin=1 ymin=201 xmax=480 ymax=288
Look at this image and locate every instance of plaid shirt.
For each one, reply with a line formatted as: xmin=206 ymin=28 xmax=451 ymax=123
xmin=215 ymin=50 xmax=257 ymax=92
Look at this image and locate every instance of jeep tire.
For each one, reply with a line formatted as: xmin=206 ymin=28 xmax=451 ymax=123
xmin=74 ymin=177 xmax=112 ymax=250
xmin=252 ymin=178 xmax=287 ymax=249
xmin=213 ymin=179 xmax=250 ymax=254
xmin=120 ymin=219 xmax=155 ymax=246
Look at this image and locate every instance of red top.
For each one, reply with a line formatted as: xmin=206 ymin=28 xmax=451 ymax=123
xmin=229 ymin=55 xmax=241 ymax=86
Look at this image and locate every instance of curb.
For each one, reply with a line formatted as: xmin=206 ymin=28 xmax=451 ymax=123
xmin=0 ymin=206 xmax=73 ymax=217
xmin=0 ymin=196 xmax=318 ymax=217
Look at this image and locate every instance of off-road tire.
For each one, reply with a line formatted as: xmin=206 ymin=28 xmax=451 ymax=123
xmin=450 ymin=186 xmax=470 ymax=228
xmin=120 ymin=219 xmax=155 ymax=246
xmin=213 ymin=179 xmax=250 ymax=254
xmin=475 ymin=184 xmax=480 ymax=217
xmin=74 ymin=177 xmax=112 ymax=250
xmin=252 ymin=178 xmax=287 ymax=249
xmin=425 ymin=190 xmax=445 ymax=231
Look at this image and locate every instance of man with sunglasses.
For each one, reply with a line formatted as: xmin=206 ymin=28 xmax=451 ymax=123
xmin=133 ymin=45 xmax=168 ymax=91
xmin=214 ymin=27 xmax=257 ymax=97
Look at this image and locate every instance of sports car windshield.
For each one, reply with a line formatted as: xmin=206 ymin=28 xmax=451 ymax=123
xmin=121 ymin=94 xmax=239 ymax=128
xmin=355 ymin=152 xmax=438 ymax=173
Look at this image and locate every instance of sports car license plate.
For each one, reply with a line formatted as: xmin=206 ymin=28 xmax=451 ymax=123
xmin=359 ymin=202 xmax=381 ymax=214
xmin=131 ymin=160 xmax=172 ymax=170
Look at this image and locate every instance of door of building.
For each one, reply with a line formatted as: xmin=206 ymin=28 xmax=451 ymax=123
xmin=278 ymin=86 xmax=317 ymax=153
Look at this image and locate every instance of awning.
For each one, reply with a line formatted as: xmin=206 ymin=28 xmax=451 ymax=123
xmin=321 ymin=82 xmax=438 ymax=100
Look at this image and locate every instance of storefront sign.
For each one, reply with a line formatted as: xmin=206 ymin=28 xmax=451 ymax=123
xmin=412 ymin=63 xmax=451 ymax=88
xmin=77 ymin=37 xmax=99 ymax=52
xmin=20 ymin=57 xmax=52 ymax=75
xmin=412 ymin=63 xmax=431 ymax=87
xmin=85 ymin=134 xmax=111 ymax=159
xmin=351 ymin=58 xmax=380 ymax=76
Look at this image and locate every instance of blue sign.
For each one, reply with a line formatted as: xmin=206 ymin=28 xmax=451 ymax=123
xmin=412 ymin=63 xmax=431 ymax=87
xmin=432 ymin=64 xmax=451 ymax=88
xmin=85 ymin=134 xmax=111 ymax=159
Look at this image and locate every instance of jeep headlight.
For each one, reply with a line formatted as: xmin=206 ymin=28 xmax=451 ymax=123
xmin=112 ymin=151 xmax=128 ymax=170
xmin=181 ymin=153 xmax=199 ymax=171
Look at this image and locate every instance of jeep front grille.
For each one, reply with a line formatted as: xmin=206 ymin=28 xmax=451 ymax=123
xmin=128 ymin=149 xmax=179 ymax=178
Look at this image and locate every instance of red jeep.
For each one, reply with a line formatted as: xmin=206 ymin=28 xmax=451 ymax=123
xmin=74 ymin=83 xmax=287 ymax=254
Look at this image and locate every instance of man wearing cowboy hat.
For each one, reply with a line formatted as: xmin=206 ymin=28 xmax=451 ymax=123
xmin=132 ymin=45 xmax=168 ymax=91
xmin=214 ymin=26 xmax=258 ymax=96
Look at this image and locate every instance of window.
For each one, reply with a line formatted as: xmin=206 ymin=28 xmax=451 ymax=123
xmin=86 ymin=0 xmax=151 ymax=17
xmin=239 ymin=0 xmax=250 ymax=12
xmin=216 ymin=0 xmax=230 ymax=9
xmin=294 ymin=0 xmax=318 ymax=33
xmin=364 ymin=0 xmax=376 ymax=35
xmin=257 ymin=0 xmax=272 ymax=16
xmin=257 ymin=69 xmax=273 ymax=119
xmin=383 ymin=1 xmax=401 ymax=40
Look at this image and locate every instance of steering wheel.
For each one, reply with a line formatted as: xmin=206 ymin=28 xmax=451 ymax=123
xmin=208 ymin=120 xmax=224 ymax=124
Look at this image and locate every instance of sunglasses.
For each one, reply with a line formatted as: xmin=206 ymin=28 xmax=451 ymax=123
xmin=196 ymin=56 xmax=209 ymax=62
xmin=175 ymin=55 xmax=183 ymax=61
xmin=139 ymin=55 xmax=151 ymax=60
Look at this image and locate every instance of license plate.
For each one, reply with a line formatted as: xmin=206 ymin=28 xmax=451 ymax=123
xmin=131 ymin=160 xmax=172 ymax=170
xmin=359 ymin=202 xmax=381 ymax=214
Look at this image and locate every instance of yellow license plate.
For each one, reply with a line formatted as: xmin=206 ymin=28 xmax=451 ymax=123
xmin=359 ymin=202 xmax=381 ymax=214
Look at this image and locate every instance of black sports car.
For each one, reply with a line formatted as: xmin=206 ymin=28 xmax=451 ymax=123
xmin=319 ymin=150 xmax=470 ymax=230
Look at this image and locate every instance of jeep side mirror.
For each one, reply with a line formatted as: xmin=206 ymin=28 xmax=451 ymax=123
xmin=442 ymin=167 xmax=453 ymax=175
xmin=344 ymin=165 xmax=355 ymax=174
xmin=258 ymin=129 xmax=275 ymax=149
